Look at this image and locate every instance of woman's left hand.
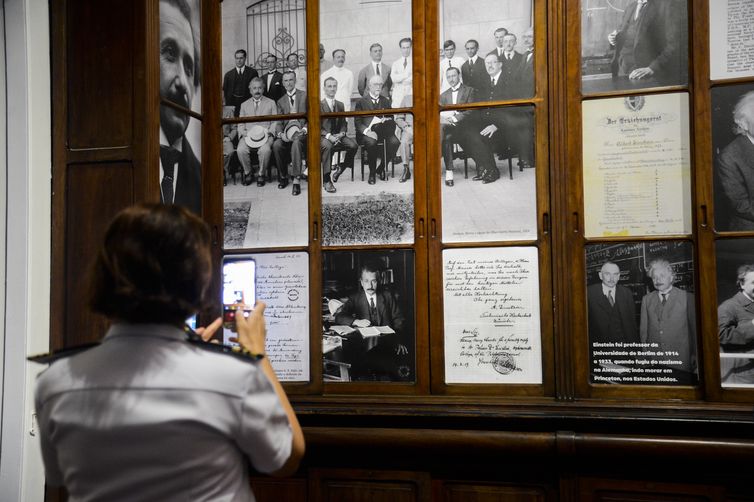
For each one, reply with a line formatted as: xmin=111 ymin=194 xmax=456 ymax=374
xmin=195 ymin=317 xmax=223 ymax=343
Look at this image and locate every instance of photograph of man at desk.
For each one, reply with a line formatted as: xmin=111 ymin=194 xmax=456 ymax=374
xmin=322 ymin=250 xmax=415 ymax=382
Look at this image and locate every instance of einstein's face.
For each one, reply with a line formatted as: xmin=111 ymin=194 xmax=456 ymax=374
xmin=651 ymin=267 xmax=674 ymax=292
xmin=159 ymin=1 xmax=195 ymax=140
xmin=360 ymin=271 xmax=379 ymax=295
xmin=741 ymin=272 xmax=754 ymax=297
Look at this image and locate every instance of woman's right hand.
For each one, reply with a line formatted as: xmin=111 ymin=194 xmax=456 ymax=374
xmin=234 ymin=301 xmax=267 ymax=356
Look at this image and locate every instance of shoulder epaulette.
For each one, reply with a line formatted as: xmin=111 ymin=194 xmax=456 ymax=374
xmin=183 ymin=327 xmax=264 ymax=362
xmin=27 ymin=343 xmax=100 ymax=364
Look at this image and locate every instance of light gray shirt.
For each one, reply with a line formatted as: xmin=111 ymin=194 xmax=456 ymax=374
xmin=34 ymin=323 xmax=292 ymax=502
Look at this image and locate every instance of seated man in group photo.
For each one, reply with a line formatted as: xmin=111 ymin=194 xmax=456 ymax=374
xmin=236 ymin=77 xmax=277 ymax=186
xmin=354 ymin=75 xmax=400 ymax=184
xmin=272 ymin=71 xmax=308 ymax=195
xmin=439 ymin=65 xmax=488 ymax=186
xmin=333 ymin=260 xmax=410 ymax=381
xmin=320 ymin=76 xmax=358 ymax=189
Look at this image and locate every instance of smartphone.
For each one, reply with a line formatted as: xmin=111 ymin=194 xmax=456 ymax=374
xmin=222 ymin=257 xmax=256 ymax=331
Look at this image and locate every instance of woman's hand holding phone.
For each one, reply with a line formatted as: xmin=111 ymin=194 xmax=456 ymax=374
xmin=233 ymin=301 xmax=267 ymax=356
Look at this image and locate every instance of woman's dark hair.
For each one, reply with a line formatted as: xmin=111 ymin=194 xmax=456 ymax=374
xmin=89 ymin=203 xmax=212 ymax=325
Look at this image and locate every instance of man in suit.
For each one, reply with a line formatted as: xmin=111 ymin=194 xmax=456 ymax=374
xmin=390 ymin=38 xmax=413 ymax=108
xmin=439 ymin=66 xmax=491 ymax=186
xmin=272 ymin=71 xmax=308 ymax=195
xmin=285 ymin=52 xmax=307 ymax=93
xmin=717 ymin=91 xmax=754 ymax=231
xmin=222 ymin=49 xmax=257 ymax=117
xmin=355 ymin=75 xmax=400 ymax=185
xmin=718 ymin=264 xmax=754 ymax=385
xmin=262 ymin=54 xmax=285 ymax=102
xmin=236 ymin=77 xmax=278 ymax=186
xmin=321 ymin=77 xmax=357 ymax=188
xmin=520 ymin=27 xmax=535 ymax=94
xmin=607 ymin=0 xmax=685 ymax=83
xmin=461 ymin=39 xmax=486 ymax=93
xmin=519 ymin=27 xmax=535 ymax=169
xmin=487 ymin=27 xmax=509 ymax=61
xmin=499 ymin=33 xmax=525 ymax=98
xmin=587 ymin=261 xmax=638 ymax=344
xmin=587 ymin=261 xmax=638 ymax=382
xmin=159 ymin=0 xmax=201 ymax=215
xmin=439 ymin=40 xmax=466 ymax=93
xmin=320 ymin=49 xmax=354 ymax=111
xmin=357 ymin=43 xmax=392 ymax=99
xmin=334 ymin=260 xmax=408 ymax=380
xmin=468 ymin=54 xmax=511 ymax=183
xmin=639 ymin=259 xmax=698 ymax=384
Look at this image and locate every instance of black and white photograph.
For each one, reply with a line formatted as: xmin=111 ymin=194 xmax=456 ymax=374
xmin=222 ymin=0 xmax=306 ymax=118
xmin=586 ymin=241 xmax=698 ymax=386
xmin=319 ymin=0 xmax=412 ymax=112
xmin=440 ymin=104 xmax=536 ymax=243
xmin=159 ymin=106 xmax=202 ymax=216
xmin=322 ymin=250 xmax=415 ymax=383
xmin=223 ymin=116 xmax=308 ymax=248
xmin=159 ymin=0 xmax=202 ymax=215
xmin=712 ymin=83 xmax=754 ymax=232
xmin=320 ymin=106 xmax=415 ymax=246
xmin=161 ymin=0 xmax=202 ymax=113
xmin=439 ymin=0 xmax=534 ymax=102
xmin=580 ymin=0 xmax=688 ymax=94
xmin=715 ymin=239 xmax=754 ymax=388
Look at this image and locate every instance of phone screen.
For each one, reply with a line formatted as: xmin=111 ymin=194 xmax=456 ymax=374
xmin=222 ymin=257 xmax=256 ymax=331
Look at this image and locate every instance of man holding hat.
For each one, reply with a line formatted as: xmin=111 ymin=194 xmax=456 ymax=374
xmin=236 ymin=77 xmax=278 ymax=186
xmin=273 ymin=71 xmax=310 ymax=195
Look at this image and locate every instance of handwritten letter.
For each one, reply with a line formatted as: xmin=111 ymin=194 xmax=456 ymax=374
xmin=223 ymin=252 xmax=310 ymax=381
xmin=443 ymin=247 xmax=542 ymax=384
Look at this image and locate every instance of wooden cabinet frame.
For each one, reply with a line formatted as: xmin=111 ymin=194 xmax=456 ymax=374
xmin=50 ymin=0 xmax=754 ymax=425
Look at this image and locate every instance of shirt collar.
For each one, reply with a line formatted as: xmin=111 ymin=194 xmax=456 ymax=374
xmin=451 ymin=85 xmax=460 ymax=92
xmin=601 ymin=284 xmax=616 ymax=296
xmin=104 ymin=323 xmax=187 ymax=342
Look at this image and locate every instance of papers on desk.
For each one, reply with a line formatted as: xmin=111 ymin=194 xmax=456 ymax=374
xmin=329 ymin=325 xmax=395 ymax=337
xmin=358 ymin=326 xmax=395 ymax=337
xmin=330 ymin=325 xmax=356 ymax=336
